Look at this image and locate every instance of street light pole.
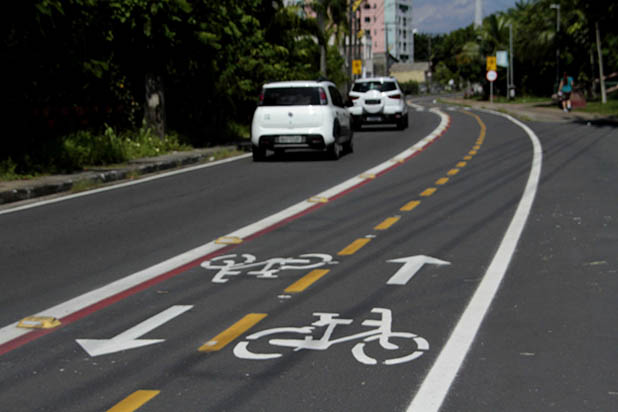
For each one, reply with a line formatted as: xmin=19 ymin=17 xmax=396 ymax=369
xmin=411 ymin=28 xmax=417 ymax=63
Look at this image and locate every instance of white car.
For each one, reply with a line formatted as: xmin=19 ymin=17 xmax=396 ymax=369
xmin=347 ymin=77 xmax=409 ymax=130
xmin=251 ymin=80 xmax=353 ymax=161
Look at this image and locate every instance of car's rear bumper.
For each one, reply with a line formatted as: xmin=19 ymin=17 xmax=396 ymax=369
xmin=255 ymin=134 xmax=327 ymax=150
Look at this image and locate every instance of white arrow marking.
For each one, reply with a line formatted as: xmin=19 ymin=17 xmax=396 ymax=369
xmin=387 ymin=256 xmax=450 ymax=285
xmin=76 ymin=305 xmax=193 ymax=357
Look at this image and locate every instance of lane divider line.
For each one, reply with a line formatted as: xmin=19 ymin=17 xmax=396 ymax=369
xmin=107 ymin=390 xmax=160 ymax=412
xmin=199 ymin=313 xmax=267 ymax=352
xmin=374 ymin=216 xmax=401 ymax=231
xmin=420 ymin=188 xmax=437 ymax=197
xmin=401 ymin=200 xmax=421 ymax=212
xmin=338 ymin=238 xmax=372 ymax=256
xmin=284 ymin=269 xmax=331 ymax=293
xmin=447 ymin=169 xmax=460 ymax=176
xmin=406 ymin=108 xmax=543 ymax=412
xmin=0 ymin=110 xmax=452 ymax=356
xmin=435 ymin=178 xmax=449 ymax=186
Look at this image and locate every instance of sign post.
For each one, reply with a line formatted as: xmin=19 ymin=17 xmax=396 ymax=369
xmin=486 ymin=70 xmax=497 ymax=104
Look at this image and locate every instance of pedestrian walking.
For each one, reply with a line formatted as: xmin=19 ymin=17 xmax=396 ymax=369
xmin=558 ymin=72 xmax=574 ymax=112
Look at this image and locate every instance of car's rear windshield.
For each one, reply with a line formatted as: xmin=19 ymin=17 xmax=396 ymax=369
xmin=261 ymin=87 xmax=322 ymax=106
xmin=352 ymin=81 xmax=397 ymax=93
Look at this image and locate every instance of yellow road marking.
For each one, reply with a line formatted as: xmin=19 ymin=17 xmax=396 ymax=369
xmin=199 ymin=313 xmax=267 ymax=352
xmin=421 ymin=188 xmax=437 ymax=197
xmin=338 ymin=238 xmax=371 ymax=255
xmin=308 ymin=196 xmax=329 ymax=203
xmin=215 ymin=236 xmax=243 ymax=245
xmin=375 ymin=216 xmax=401 ymax=230
xmin=468 ymin=150 xmax=477 ymax=155
xmin=400 ymin=200 xmax=421 ymax=211
xmin=17 ymin=316 xmax=61 ymax=329
xmin=447 ymin=169 xmax=460 ymax=176
xmin=464 ymin=155 xmax=473 ymax=160
xmin=435 ymin=177 xmax=449 ymax=185
xmin=473 ymin=145 xmax=481 ymax=150
xmin=285 ymin=269 xmax=330 ymax=293
xmin=107 ymin=390 xmax=160 ymax=412
xmin=456 ymin=161 xmax=467 ymax=168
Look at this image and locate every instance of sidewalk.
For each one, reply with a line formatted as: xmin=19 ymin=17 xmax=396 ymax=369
xmin=0 ymin=145 xmax=249 ymax=206
xmin=441 ymin=97 xmax=618 ymax=124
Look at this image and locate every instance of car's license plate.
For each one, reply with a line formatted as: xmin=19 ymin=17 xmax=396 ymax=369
xmin=277 ymin=135 xmax=304 ymax=143
xmin=366 ymin=116 xmax=382 ymax=122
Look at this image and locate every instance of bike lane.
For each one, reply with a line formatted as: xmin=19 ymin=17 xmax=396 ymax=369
xmin=0 ymin=106 xmax=540 ymax=412
xmin=118 ymin=107 xmax=535 ymax=411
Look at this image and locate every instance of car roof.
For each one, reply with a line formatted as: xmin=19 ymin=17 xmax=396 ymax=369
xmin=263 ymin=80 xmax=334 ymax=88
xmin=353 ymin=77 xmax=397 ymax=83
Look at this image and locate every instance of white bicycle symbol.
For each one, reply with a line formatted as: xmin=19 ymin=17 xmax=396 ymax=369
xmin=201 ymin=253 xmax=337 ymax=283
xmin=233 ymin=308 xmax=429 ymax=365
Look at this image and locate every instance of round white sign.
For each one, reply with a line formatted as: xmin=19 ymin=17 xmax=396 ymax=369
xmin=486 ymin=70 xmax=498 ymax=82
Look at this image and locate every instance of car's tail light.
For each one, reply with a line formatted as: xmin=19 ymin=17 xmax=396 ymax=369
xmin=319 ymin=88 xmax=328 ymax=105
xmin=388 ymin=94 xmax=402 ymax=99
xmin=349 ymin=95 xmax=359 ymax=100
xmin=258 ymin=92 xmax=265 ymax=106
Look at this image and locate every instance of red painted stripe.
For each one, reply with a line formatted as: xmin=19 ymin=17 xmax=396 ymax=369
xmin=0 ymin=115 xmax=451 ymax=356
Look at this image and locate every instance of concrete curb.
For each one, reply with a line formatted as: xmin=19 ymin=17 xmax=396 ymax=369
xmin=0 ymin=144 xmax=249 ymax=205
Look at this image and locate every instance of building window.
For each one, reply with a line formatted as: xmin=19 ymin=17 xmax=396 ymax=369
xmin=365 ymin=17 xmax=370 ymax=23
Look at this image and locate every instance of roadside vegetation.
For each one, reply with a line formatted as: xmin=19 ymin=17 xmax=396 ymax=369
xmin=2 ymin=0 xmax=616 ymax=180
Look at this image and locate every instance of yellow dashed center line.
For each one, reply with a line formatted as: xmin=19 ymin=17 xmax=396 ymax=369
xmin=375 ymin=216 xmax=401 ymax=230
xmin=285 ymin=269 xmax=330 ymax=293
xmin=199 ymin=313 xmax=267 ymax=352
xmin=338 ymin=238 xmax=371 ymax=255
xmin=435 ymin=177 xmax=449 ymax=185
xmin=447 ymin=168 xmax=460 ymax=176
xmin=107 ymin=390 xmax=160 ymax=412
xmin=400 ymin=200 xmax=421 ymax=211
xmin=421 ymin=188 xmax=437 ymax=197
xmin=464 ymin=155 xmax=473 ymax=160
xmin=456 ymin=161 xmax=467 ymax=168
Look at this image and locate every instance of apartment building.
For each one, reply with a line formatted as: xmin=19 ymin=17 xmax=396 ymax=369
xmin=359 ymin=0 xmax=414 ymax=76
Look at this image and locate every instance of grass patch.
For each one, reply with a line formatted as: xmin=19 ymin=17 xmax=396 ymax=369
xmin=1 ymin=124 xmax=192 ymax=181
xmin=576 ymin=96 xmax=618 ymax=116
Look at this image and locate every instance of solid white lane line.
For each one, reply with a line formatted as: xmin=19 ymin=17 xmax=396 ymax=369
xmin=0 ymin=108 xmax=450 ymax=348
xmin=0 ymin=154 xmax=252 ymax=216
xmin=406 ymin=111 xmax=543 ymax=412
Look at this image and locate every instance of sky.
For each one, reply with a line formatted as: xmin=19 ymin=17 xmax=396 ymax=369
xmin=413 ymin=0 xmax=521 ymax=34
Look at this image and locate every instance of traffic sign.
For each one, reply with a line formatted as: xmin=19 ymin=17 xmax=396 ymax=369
xmin=486 ymin=70 xmax=498 ymax=82
xmin=352 ymin=59 xmax=362 ymax=75
xmin=486 ymin=56 xmax=497 ymax=71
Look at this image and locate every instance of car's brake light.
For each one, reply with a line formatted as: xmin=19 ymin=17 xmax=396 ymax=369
xmin=349 ymin=95 xmax=359 ymax=100
xmin=258 ymin=92 xmax=265 ymax=106
xmin=388 ymin=94 xmax=402 ymax=99
xmin=319 ymin=88 xmax=328 ymax=105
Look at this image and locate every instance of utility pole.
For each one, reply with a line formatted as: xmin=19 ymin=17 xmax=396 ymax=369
xmin=595 ymin=22 xmax=607 ymax=104
xmin=509 ymin=23 xmax=515 ymax=99
xmin=347 ymin=0 xmax=353 ymax=86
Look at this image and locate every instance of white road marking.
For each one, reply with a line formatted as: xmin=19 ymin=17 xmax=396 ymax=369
xmin=0 ymin=110 xmax=450 ymax=349
xmin=76 ymin=305 xmax=193 ymax=357
xmin=386 ymin=256 xmax=450 ymax=285
xmin=0 ymin=154 xmax=251 ymax=216
xmin=406 ymin=110 xmax=543 ymax=412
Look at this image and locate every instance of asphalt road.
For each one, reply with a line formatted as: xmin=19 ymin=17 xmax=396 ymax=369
xmin=1 ymin=99 xmax=616 ymax=412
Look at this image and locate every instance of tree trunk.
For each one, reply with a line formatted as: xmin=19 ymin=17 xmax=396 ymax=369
xmin=595 ymin=22 xmax=607 ymax=104
xmin=144 ymin=73 xmax=166 ymax=139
